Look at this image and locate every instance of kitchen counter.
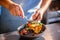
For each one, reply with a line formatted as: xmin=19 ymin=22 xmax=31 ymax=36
xmin=0 ymin=23 xmax=60 ymax=40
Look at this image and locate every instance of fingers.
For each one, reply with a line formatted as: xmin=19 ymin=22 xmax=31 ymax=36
xmin=32 ymin=13 xmax=43 ymax=21
xmin=37 ymin=14 xmax=42 ymax=21
xmin=9 ymin=4 xmax=24 ymax=18
xmin=16 ymin=5 xmax=24 ymax=18
xmin=32 ymin=12 xmax=39 ymax=20
xmin=10 ymin=8 xmax=17 ymax=16
xmin=16 ymin=8 xmax=24 ymax=18
xmin=18 ymin=6 xmax=24 ymax=18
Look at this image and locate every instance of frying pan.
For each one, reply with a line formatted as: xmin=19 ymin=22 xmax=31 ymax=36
xmin=17 ymin=23 xmax=46 ymax=39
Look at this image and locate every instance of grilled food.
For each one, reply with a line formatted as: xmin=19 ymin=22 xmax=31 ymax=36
xmin=20 ymin=21 xmax=43 ymax=35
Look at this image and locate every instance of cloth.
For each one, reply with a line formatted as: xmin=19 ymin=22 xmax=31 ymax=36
xmin=13 ymin=0 xmax=42 ymax=20
xmin=1 ymin=0 xmax=42 ymax=33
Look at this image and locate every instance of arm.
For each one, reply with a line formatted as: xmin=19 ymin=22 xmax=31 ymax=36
xmin=32 ymin=0 xmax=52 ymax=21
xmin=0 ymin=0 xmax=13 ymax=9
xmin=0 ymin=0 xmax=24 ymax=18
xmin=39 ymin=0 xmax=52 ymax=15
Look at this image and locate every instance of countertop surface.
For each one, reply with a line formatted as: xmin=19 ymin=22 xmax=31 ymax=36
xmin=0 ymin=23 xmax=60 ymax=40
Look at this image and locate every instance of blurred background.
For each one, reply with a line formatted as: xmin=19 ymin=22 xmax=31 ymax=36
xmin=39 ymin=0 xmax=60 ymax=24
xmin=0 ymin=0 xmax=60 ymax=33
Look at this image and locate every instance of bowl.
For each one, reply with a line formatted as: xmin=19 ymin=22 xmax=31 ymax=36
xmin=17 ymin=23 xmax=46 ymax=39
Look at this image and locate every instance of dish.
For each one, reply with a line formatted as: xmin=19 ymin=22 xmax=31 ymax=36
xmin=17 ymin=22 xmax=46 ymax=38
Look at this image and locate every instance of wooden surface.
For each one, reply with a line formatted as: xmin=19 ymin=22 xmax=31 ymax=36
xmin=0 ymin=23 xmax=60 ymax=40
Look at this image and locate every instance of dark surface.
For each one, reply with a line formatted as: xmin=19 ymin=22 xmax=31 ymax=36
xmin=18 ymin=24 xmax=46 ymax=39
xmin=0 ymin=23 xmax=60 ymax=40
xmin=19 ymin=36 xmax=45 ymax=40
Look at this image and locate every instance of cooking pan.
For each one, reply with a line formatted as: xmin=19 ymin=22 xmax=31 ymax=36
xmin=17 ymin=23 xmax=46 ymax=39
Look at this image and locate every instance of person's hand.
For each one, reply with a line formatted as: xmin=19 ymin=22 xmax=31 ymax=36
xmin=32 ymin=9 xmax=43 ymax=21
xmin=9 ymin=3 xmax=24 ymax=18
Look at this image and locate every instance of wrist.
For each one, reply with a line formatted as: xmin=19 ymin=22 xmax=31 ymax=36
xmin=5 ymin=0 xmax=15 ymax=9
xmin=0 ymin=0 xmax=15 ymax=9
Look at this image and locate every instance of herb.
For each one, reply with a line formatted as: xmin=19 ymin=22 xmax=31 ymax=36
xmin=39 ymin=22 xmax=43 ymax=25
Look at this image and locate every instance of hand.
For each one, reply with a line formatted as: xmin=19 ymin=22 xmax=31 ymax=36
xmin=32 ymin=9 xmax=43 ymax=21
xmin=9 ymin=3 xmax=24 ymax=18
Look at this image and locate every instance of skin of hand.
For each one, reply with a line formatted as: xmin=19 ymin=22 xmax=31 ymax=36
xmin=32 ymin=9 xmax=43 ymax=21
xmin=0 ymin=0 xmax=25 ymax=18
xmin=32 ymin=0 xmax=52 ymax=21
xmin=9 ymin=3 xmax=25 ymax=18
